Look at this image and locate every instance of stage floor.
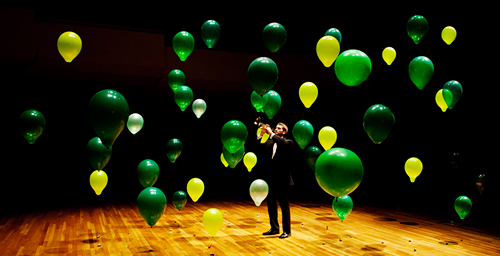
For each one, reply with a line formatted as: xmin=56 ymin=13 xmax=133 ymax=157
xmin=1 ymin=198 xmax=499 ymax=255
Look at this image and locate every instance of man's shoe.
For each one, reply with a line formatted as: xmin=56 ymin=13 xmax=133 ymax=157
xmin=262 ymin=229 xmax=279 ymax=236
xmin=279 ymin=232 xmax=291 ymax=239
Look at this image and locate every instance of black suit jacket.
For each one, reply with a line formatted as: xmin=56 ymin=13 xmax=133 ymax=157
xmin=256 ymin=134 xmax=294 ymax=190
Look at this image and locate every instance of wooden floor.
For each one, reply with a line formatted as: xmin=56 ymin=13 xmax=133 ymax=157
xmin=1 ymin=198 xmax=500 ymax=256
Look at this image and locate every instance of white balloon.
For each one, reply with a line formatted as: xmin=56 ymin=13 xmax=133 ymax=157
xmin=192 ymin=99 xmax=207 ymax=118
xmin=127 ymin=113 xmax=144 ymax=134
xmin=249 ymin=179 xmax=269 ymax=207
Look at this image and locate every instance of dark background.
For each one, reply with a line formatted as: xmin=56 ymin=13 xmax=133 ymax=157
xmin=1 ymin=4 xmax=495 ymax=227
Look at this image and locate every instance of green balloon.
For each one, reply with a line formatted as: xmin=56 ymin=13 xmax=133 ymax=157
xmin=222 ymin=145 xmax=245 ymax=169
xmin=201 ymin=20 xmax=220 ymax=49
xmin=325 ymin=28 xmax=342 ymax=43
xmin=174 ymin=85 xmax=193 ymax=111
xmin=332 ymin=195 xmax=353 ymax=221
xmin=173 ymin=31 xmax=194 ymax=61
xmin=137 ymin=187 xmax=167 ymax=227
xmin=86 ymin=137 xmax=112 ymax=170
xmin=304 ymin=146 xmax=323 ymax=172
xmin=407 ymin=15 xmax=428 ymax=44
xmin=363 ymin=104 xmax=395 ymax=144
xmin=167 ymin=69 xmax=185 ymax=91
xmin=262 ymin=22 xmax=286 ymax=53
xmin=409 ymin=56 xmax=434 ymax=90
xmin=334 ymin=50 xmax=372 ymax=86
xmin=443 ymin=80 xmax=463 ymax=109
xmin=454 ymin=195 xmax=472 ymax=219
xmin=88 ymin=89 xmax=129 ymax=148
xmin=172 ymin=190 xmax=188 ymax=211
xmin=247 ymin=57 xmax=278 ymax=96
xmin=137 ymin=159 xmax=160 ymax=188
xmin=262 ymin=90 xmax=281 ymax=119
xmin=315 ymin=148 xmax=364 ymax=197
xmin=292 ymin=120 xmax=314 ymax=150
xmin=251 ymin=91 xmax=269 ymax=113
xmin=166 ymin=138 xmax=183 ymax=163
xmin=18 ymin=109 xmax=45 ymax=144
xmin=221 ymin=120 xmax=248 ymax=154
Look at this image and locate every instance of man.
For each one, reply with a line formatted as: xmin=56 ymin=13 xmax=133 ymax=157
xmin=256 ymin=122 xmax=294 ymax=239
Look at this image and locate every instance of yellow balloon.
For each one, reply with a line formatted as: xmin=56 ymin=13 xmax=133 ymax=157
xmin=435 ymin=89 xmax=448 ymax=112
xmin=89 ymin=170 xmax=108 ymax=195
xmin=318 ymin=126 xmax=337 ymax=150
xmin=299 ymin=82 xmax=318 ymax=108
xmin=256 ymin=128 xmax=270 ymax=144
xmin=220 ymin=153 xmax=228 ymax=167
xmin=187 ymin=178 xmax=204 ymax=202
xmin=382 ymin=47 xmax=396 ymax=65
xmin=316 ymin=36 xmax=340 ymax=67
xmin=442 ymin=26 xmax=457 ymax=45
xmin=405 ymin=157 xmax=423 ymax=183
xmin=202 ymin=208 xmax=223 ymax=237
xmin=57 ymin=31 xmax=82 ymax=63
xmin=243 ymin=152 xmax=257 ymax=172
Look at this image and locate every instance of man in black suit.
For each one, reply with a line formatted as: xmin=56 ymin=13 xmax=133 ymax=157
xmin=256 ymin=122 xmax=294 ymax=239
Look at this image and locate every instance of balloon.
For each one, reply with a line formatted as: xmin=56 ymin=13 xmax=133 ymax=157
xmin=243 ymin=152 xmax=257 ymax=172
xmin=201 ymin=20 xmax=220 ymax=48
xmin=407 ymin=15 xmax=428 ymax=44
xmin=332 ymin=195 xmax=353 ymax=221
xmin=203 ymin=208 xmax=223 ymax=237
xmin=256 ymin=127 xmax=270 ymax=144
xmin=316 ymin=36 xmax=340 ymax=67
xmin=167 ymin=69 xmax=185 ymax=91
xmin=137 ymin=187 xmax=167 ymax=227
xmin=247 ymin=57 xmax=278 ymax=95
xmin=187 ymin=178 xmax=204 ymax=202
xmin=404 ymin=157 xmax=422 ymax=183
xmin=174 ymin=85 xmax=193 ymax=111
xmin=315 ymin=148 xmax=364 ymax=197
xmin=443 ymin=80 xmax=463 ymax=109
xmin=88 ymin=89 xmax=129 ymax=148
xmin=334 ymin=49 xmax=372 ymax=86
xmin=192 ymin=99 xmax=207 ymax=118
xmin=304 ymin=146 xmax=322 ymax=172
xmin=382 ymin=47 xmax=396 ymax=65
xmin=442 ymin=26 xmax=456 ymax=45
xmin=318 ymin=126 xmax=337 ymax=150
xmin=220 ymin=153 xmax=229 ymax=167
xmin=408 ymin=56 xmax=434 ymax=90
xmin=262 ymin=22 xmax=287 ymax=53
xmin=127 ymin=113 xmax=144 ymax=135
xmin=299 ymin=82 xmax=318 ymax=108
xmin=86 ymin=137 xmax=112 ymax=170
xmin=57 ymin=31 xmax=82 ymax=62
xmin=363 ymin=104 xmax=395 ymax=144
xmin=454 ymin=196 xmax=472 ymax=219
xmin=262 ymin=90 xmax=281 ymax=119
xmin=249 ymin=179 xmax=269 ymax=206
xmin=172 ymin=190 xmax=188 ymax=211
xmin=166 ymin=138 xmax=183 ymax=163
xmin=435 ymin=89 xmax=448 ymax=112
xmin=325 ymin=28 xmax=342 ymax=43
xmin=18 ymin=109 xmax=45 ymax=144
xmin=475 ymin=174 xmax=486 ymax=196
xmin=251 ymin=91 xmax=269 ymax=113
xmin=221 ymin=120 xmax=248 ymax=154
xmin=89 ymin=170 xmax=108 ymax=196
xmin=137 ymin=159 xmax=160 ymax=188
xmin=173 ymin=31 xmax=194 ymax=61
xmin=222 ymin=145 xmax=245 ymax=169
xmin=292 ymin=120 xmax=314 ymax=150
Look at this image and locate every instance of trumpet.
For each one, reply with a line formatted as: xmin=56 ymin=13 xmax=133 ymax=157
xmin=254 ymin=117 xmax=270 ymax=129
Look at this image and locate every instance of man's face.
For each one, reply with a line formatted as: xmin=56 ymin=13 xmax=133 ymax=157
xmin=275 ymin=125 xmax=285 ymax=135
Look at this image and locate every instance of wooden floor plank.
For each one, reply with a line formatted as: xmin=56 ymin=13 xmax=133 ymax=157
xmin=1 ymin=199 xmax=500 ymax=255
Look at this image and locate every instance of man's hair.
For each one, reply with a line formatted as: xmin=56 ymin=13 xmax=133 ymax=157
xmin=277 ymin=122 xmax=288 ymax=133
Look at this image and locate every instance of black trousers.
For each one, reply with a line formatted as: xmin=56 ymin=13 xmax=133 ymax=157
xmin=266 ymin=186 xmax=290 ymax=233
